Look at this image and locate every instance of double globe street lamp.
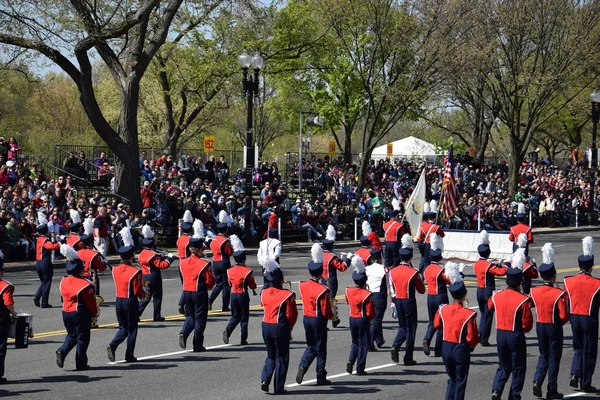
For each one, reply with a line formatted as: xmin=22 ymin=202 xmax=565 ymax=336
xmin=590 ymin=90 xmax=600 ymax=224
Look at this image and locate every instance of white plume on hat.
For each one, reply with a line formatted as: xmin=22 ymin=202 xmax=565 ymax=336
xmin=479 ymin=230 xmax=490 ymax=245
xmin=60 ymin=244 xmax=79 ymax=261
xmin=517 ymin=202 xmax=526 ymax=215
xmin=583 ymin=236 xmax=594 ymax=257
xmin=311 ymin=243 xmax=324 ymax=263
xmin=142 ymin=225 xmax=154 ymax=239
xmin=326 ymin=225 xmax=336 ymax=242
xmin=362 ymin=220 xmax=372 ymax=236
xmin=120 ymin=227 xmax=134 ymax=248
xmin=401 ymin=233 xmax=414 ymax=249
xmin=83 ymin=217 xmax=94 ymax=236
xmin=511 ymin=248 xmax=526 ymax=270
xmin=182 ymin=210 xmax=193 ymax=224
xmin=260 ymin=255 xmax=280 ymax=274
xmin=37 ymin=211 xmax=48 ymax=226
xmin=230 ymin=234 xmax=244 ymax=253
xmin=218 ymin=210 xmax=231 ymax=225
xmin=70 ymin=209 xmax=81 ymax=224
xmin=351 ymin=255 xmax=366 ymax=274
xmin=541 ymin=243 xmax=554 ymax=264
xmin=193 ymin=219 xmax=204 ymax=239
xmin=517 ymin=233 xmax=528 ymax=248
xmin=392 ymin=198 xmax=401 ymax=211
xmin=423 ymin=202 xmax=431 ymax=214
xmin=430 ymin=232 xmax=443 ymax=251
xmin=430 ymin=199 xmax=439 ymax=214
xmin=444 ymin=261 xmax=463 ymax=284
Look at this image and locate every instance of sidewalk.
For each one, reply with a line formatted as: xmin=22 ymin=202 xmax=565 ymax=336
xmin=5 ymin=225 xmax=598 ymax=273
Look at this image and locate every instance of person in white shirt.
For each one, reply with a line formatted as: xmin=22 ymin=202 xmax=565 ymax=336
xmin=366 ymin=249 xmax=388 ymax=351
xmin=258 ymin=228 xmax=282 ymax=288
xmin=545 ymin=193 xmax=557 ymax=227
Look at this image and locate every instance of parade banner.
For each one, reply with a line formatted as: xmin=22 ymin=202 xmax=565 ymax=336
xmin=442 ymin=230 xmax=513 ymax=263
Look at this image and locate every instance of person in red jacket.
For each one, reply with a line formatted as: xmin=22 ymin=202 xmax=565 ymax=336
xmin=107 ymin=228 xmax=145 ymax=363
xmin=508 ymin=203 xmax=533 ymax=255
xmin=179 ymin=236 xmax=216 ymax=352
xmin=296 ymin=244 xmax=334 ymax=385
xmin=362 ymin=220 xmax=382 ymax=250
xmin=34 ymin=212 xmax=61 ymax=308
xmin=56 ymin=245 xmax=97 ymax=371
xmin=382 ymin=210 xmax=405 ymax=268
xmin=515 ymin=233 xmax=538 ymax=295
xmin=489 ymin=251 xmax=533 ymax=400
xmin=345 ymin=256 xmax=376 ymax=375
xmin=76 ymin=231 xmax=107 ymax=329
xmin=322 ymin=226 xmax=351 ymax=328
xmin=223 ymin=235 xmax=256 ymax=346
xmin=530 ymin=243 xmax=569 ymax=400
xmin=209 ymin=223 xmax=234 ymax=312
xmin=0 ymin=257 xmax=17 ymax=383
xmin=355 ymin=236 xmax=372 ymax=266
xmin=416 ymin=208 xmax=445 ymax=275
xmin=176 ymin=210 xmax=195 ymax=315
xmin=66 ymin=209 xmax=83 ymax=250
xmin=138 ymin=225 xmax=175 ymax=322
xmin=434 ymin=262 xmax=479 ymax=400
xmin=389 ymin=236 xmax=425 ymax=366
xmin=564 ymin=236 xmax=600 ymax=393
xmin=260 ymin=256 xmax=298 ymax=395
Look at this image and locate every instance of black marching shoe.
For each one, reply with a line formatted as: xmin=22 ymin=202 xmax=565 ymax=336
xmin=356 ymin=371 xmax=368 ymax=376
xmin=391 ymin=346 xmax=399 ymax=363
xmin=179 ymin=334 xmax=187 ymax=349
xmin=480 ymin=341 xmax=492 ymax=347
xmin=377 ymin=340 xmax=385 ymax=348
xmin=223 ymin=330 xmax=229 ymax=344
xmin=125 ymin=357 xmax=137 ymax=363
xmin=0 ymin=377 xmax=7 ymax=384
xmin=423 ymin=340 xmax=431 ymax=356
xmin=154 ymin=316 xmax=165 ymax=322
xmin=33 ymin=297 xmax=40 ymax=307
xmin=56 ymin=351 xmax=64 ymax=368
xmin=346 ymin=362 xmax=353 ymax=374
xmin=581 ymin=386 xmax=597 ymax=393
xmin=240 ymin=340 xmax=249 ymax=346
xmin=76 ymin=365 xmax=91 ymax=371
xmin=368 ymin=345 xmax=377 ymax=352
xmin=107 ymin=345 xmax=116 ymax=362
xmin=332 ymin=319 xmax=341 ymax=328
xmin=404 ymin=359 xmax=417 ymax=366
xmin=491 ymin=390 xmax=502 ymax=400
xmin=533 ymin=381 xmax=542 ymax=397
xmin=178 ymin=305 xmax=185 ymax=315
xmin=316 ymin=379 xmax=332 ymax=386
xmin=273 ymin=389 xmax=288 ymax=395
xmin=295 ymin=367 xmax=306 ymax=384
xmin=546 ymin=391 xmax=563 ymax=399
xmin=261 ymin=382 xmax=269 ymax=392
xmin=569 ymin=375 xmax=579 ymax=389
xmin=40 ymin=304 xmax=53 ymax=308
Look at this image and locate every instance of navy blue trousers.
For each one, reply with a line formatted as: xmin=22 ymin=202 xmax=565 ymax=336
xmin=349 ymin=316 xmax=370 ymax=373
xmin=299 ymin=316 xmax=328 ymax=381
xmin=512 ymin=243 xmax=529 ymax=257
xmin=225 ymin=292 xmax=250 ymax=342
xmin=35 ymin=261 xmax=53 ymax=306
xmin=261 ymin=321 xmax=291 ymax=393
xmin=533 ymin=322 xmax=563 ymax=392
xmin=477 ymin=287 xmax=494 ymax=343
xmin=393 ymin=298 xmax=417 ymax=362
xmin=492 ymin=330 xmax=527 ymax=399
xmin=138 ymin=271 xmax=163 ymax=320
xmin=0 ymin=316 xmax=8 ymax=378
xmin=209 ymin=261 xmax=231 ymax=311
xmin=384 ymin=241 xmax=399 ymax=267
xmin=109 ymin=298 xmax=139 ymax=361
xmin=58 ymin=311 xmax=92 ymax=369
xmin=442 ymin=341 xmax=471 ymax=400
xmin=570 ymin=314 xmax=599 ymax=389
xmin=418 ymin=243 xmax=431 ymax=275
xmin=370 ymin=293 xmax=387 ymax=347
xmin=180 ymin=290 xmax=209 ymax=351
xmin=521 ymin=276 xmax=532 ymax=295
xmin=424 ymin=292 xmax=449 ymax=357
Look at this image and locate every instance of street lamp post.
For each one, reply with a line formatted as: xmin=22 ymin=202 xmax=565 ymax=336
xmin=239 ymin=51 xmax=264 ymax=239
xmin=590 ymin=91 xmax=600 ymax=224
xmin=297 ymin=114 xmax=323 ymax=201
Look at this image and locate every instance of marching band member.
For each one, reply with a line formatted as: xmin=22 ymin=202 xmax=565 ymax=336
xmin=345 ymin=256 xmax=376 ymax=375
xmin=66 ymin=209 xmax=83 ymax=250
xmin=366 ymin=249 xmax=388 ymax=351
xmin=138 ymin=225 xmax=175 ymax=322
xmin=176 ymin=210 xmax=195 ymax=314
xmin=258 ymin=228 xmax=282 ymax=289
xmin=223 ymin=235 xmax=256 ymax=346
xmin=564 ymin=236 xmax=600 ymax=393
xmin=422 ymin=233 xmax=451 ymax=357
xmin=389 ymin=234 xmax=425 ymax=366
xmin=34 ymin=211 xmax=61 ymax=308
xmin=209 ymin=212 xmax=234 ymax=312
xmin=474 ymin=230 xmax=507 ymax=346
xmin=296 ymin=244 xmax=333 ymax=385
xmin=93 ymin=206 xmax=110 ymax=258
xmin=0 ymin=254 xmax=16 ymax=383
xmin=382 ymin=210 xmax=405 ymax=268
xmin=355 ymin=235 xmax=372 ymax=267
xmin=56 ymin=244 xmax=97 ymax=371
xmin=260 ymin=255 xmax=298 ymax=395
xmin=516 ymin=233 xmax=538 ymax=295
xmin=489 ymin=250 xmax=533 ymax=400
xmin=362 ymin=220 xmax=382 ymax=251
xmin=322 ymin=225 xmax=350 ymax=328
xmin=179 ymin=236 xmax=215 ymax=352
xmin=434 ymin=262 xmax=479 ymax=400
xmin=508 ymin=203 xmax=533 ymax=256
xmin=107 ymin=227 xmax=145 ymax=363
xmin=417 ymin=203 xmax=445 ymax=276
xmin=530 ymin=243 xmax=569 ymax=400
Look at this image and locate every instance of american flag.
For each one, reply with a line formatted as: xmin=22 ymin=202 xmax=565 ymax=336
xmin=441 ymin=144 xmax=457 ymax=219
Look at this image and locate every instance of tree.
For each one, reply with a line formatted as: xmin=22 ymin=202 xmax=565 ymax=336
xmin=0 ymin=1 xmax=223 ymax=211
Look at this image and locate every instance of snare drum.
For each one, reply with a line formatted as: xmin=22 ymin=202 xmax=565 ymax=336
xmin=8 ymin=313 xmax=33 ymax=348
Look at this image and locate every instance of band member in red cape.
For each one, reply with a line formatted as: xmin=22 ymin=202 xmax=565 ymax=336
xmin=0 ymin=253 xmax=17 ymax=383
xmin=434 ymin=262 xmax=479 ymax=400
xmin=489 ymin=250 xmax=533 ymax=400
xmin=321 ymin=225 xmax=350 ymax=328
xmin=66 ymin=209 xmax=83 ymax=250
xmin=515 ymin=233 xmax=538 ymax=295
xmin=362 ymin=220 xmax=382 ymax=251
xmin=416 ymin=201 xmax=445 ymax=276
xmin=530 ymin=243 xmax=569 ymax=400
xmin=176 ymin=210 xmax=195 ymax=314
xmin=355 ymin=235 xmax=372 ymax=267
xmin=223 ymin=235 xmax=256 ymax=346
xmin=209 ymin=211 xmax=234 ymax=312
xmin=56 ymin=244 xmax=97 ymax=371
xmin=382 ymin=209 xmax=405 ymax=268
xmin=34 ymin=211 xmax=61 ymax=308
xmin=179 ymin=236 xmax=216 ymax=352
xmin=508 ymin=203 xmax=533 ymax=256
xmin=260 ymin=255 xmax=298 ymax=395
xmin=345 ymin=255 xmax=376 ymax=375
xmin=564 ymin=236 xmax=600 ymax=393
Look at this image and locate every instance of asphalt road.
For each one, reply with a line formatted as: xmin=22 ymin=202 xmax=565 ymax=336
xmin=1 ymin=232 xmax=600 ymax=400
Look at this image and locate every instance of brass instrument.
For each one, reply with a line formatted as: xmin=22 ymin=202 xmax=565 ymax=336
xmin=140 ymin=278 xmax=151 ymax=301
xmin=91 ymin=270 xmax=104 ymax=327
xmin=285 ymin=280 xmax=293 ymax=290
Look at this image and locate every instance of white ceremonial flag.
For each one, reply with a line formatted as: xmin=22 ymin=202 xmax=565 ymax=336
xmin=405 ymin=168 xmax=426 ymax=239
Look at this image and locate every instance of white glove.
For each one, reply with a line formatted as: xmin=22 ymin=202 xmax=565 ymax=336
xmin=339 ymin=252 xmax=345 ymax=259
xmin=167 ymin=253 xmax=174 ymax=258
xmin=458 ymin=263 xmax=466 ymax=273
xmin=60 ymin=235 xmax=65 ymax=240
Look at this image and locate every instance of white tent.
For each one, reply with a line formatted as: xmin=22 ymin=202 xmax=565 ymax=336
xmin=371 ymin=136 xmax=439 ymax=162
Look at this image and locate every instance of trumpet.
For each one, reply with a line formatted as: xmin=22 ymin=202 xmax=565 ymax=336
xmin=153 ymin=249 xmax=179 ymax=258
xmin=139 ymin=278 xmax=151 ymax=301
